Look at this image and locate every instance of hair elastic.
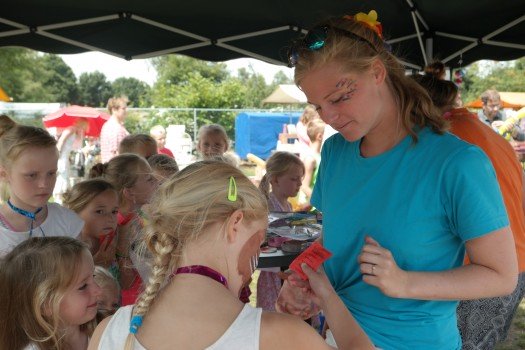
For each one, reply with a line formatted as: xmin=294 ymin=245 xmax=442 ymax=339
xmin=129 ymin=315 xmax=143 ymax=334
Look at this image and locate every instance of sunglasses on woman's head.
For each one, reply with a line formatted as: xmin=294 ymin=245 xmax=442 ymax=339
xmin=287 ymin=25 xmax=380 ymax=67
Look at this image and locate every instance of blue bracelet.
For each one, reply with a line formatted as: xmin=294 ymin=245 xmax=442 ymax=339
xmin=129 ymin=315 xmax=143 ymax=334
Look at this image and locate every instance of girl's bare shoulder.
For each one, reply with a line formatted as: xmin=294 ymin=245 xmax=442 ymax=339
xmin=259 ymin=311 xmax=333 ymax=350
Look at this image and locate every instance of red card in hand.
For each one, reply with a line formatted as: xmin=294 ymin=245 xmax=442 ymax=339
xmin=289 ymin=242 xmax=332 ymax=280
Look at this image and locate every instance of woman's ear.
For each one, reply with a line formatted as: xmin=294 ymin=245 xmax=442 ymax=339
xmin=269 ymin=175 xmax=279 ymax=187
xmin=371 ymin=59 xmax=386 ymax=85
xmin=0 ymin=166 xmax=8 ymax=181
xmin=122 ymin=187 xmax=134 ymax=203
xmin=41 ymin=299 xmax=53 ymax=318
xmin=225 ymin=209 xmax=244 ymax=243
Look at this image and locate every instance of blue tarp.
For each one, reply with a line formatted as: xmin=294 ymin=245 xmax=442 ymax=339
xmin=235 ymin=112 xmax=300 ymax=160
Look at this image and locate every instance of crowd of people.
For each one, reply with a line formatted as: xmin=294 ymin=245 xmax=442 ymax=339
xmin=0 ymin=9 xmax=524 ymax=350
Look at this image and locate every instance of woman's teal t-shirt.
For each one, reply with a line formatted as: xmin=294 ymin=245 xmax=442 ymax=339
xmin=311 ymin=128 xmax=509 ymax=350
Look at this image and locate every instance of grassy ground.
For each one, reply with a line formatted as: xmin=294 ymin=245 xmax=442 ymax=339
xmin=496 ymin=299 xmax=525 ymax=349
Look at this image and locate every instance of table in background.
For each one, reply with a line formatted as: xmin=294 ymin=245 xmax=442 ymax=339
xmin=257 ymin=249 xmax=300 ymax=269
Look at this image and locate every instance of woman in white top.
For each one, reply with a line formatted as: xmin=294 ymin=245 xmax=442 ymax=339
xmin=88 ymin=160 xmax=373 ymax=350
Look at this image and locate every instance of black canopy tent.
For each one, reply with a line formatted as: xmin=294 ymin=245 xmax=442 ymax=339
xmin=0 ymin=0 xmax=524 ymax=70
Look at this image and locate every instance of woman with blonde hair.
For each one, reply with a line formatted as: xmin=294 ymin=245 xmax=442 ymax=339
xmin=277 ymin=10 xmax=517 ymax=349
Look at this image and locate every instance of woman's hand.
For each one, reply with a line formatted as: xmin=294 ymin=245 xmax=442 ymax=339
xmin=275 ymin=277 xmax=320 ymax=319
xmin=301 ymin=263 xmax=336 ymax=303
xmin=358 ymin=236 xmax=409 ymax=298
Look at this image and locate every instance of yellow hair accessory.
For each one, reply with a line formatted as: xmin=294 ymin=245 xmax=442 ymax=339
xmin=345 ymin=10 xmax=383 ymax=39
xmin=227 ymin=176 xmax=237 ymax=202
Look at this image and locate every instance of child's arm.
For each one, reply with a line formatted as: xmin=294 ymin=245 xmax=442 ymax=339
xmin=301 ymin=156 xmax=316 ymax=199
xmin=116 ymin=224 xmax=136 ymax=288
xmin=56 ymin=128 xmax=74 ymax=152
xmin=302 ymin=264 xmax=374 ymax=350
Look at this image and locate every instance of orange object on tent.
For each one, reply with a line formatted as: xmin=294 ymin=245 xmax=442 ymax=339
xmin=0 ymin=86 xmax=11 ymax=102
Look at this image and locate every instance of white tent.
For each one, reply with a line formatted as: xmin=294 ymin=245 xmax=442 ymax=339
xmin=262 ymin=84 xmax=307 ymax=104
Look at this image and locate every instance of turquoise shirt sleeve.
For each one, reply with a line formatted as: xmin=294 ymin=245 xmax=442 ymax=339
xmin=441 ymin=145 xmax=509 ymax=241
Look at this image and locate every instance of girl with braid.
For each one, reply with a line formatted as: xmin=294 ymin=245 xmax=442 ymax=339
xmin=88 ymin=160 xmax=373 ymax=350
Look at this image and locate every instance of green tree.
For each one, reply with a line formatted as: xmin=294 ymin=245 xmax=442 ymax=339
xmin=272 ymin=70 xmax=294 ymax=85
xmin=0 ymin=47 xmax=33 ymax=101
xmin=149 ymin=71 xmax=247 ymax=137
xmin=41 ymin=54 xmax=78 ymax=103
xmin=462 ymin=59 xmax=525 ymax=103
xmin=0 ymin=47 xmax=54 ymax=102
xmin=236 ymin=67 xmax=271 ymax=108
xmin=112 ymin=77 xmax=151 ymax=107
xmin=77 ymin=71 xmax=113 ymax=107
xmin=152 ymin=55 xmax=229 ymax=85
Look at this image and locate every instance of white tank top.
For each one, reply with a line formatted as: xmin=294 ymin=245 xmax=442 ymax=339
xmin=98 ymin=304 xmax=262 ymax=350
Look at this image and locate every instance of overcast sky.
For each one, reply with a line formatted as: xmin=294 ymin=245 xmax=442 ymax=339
xmin=59 ymin=52 xmax=293 ymax=86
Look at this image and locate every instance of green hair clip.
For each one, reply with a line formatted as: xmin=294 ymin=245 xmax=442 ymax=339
xmin=228 ymin=176 xmax=237 ymax=202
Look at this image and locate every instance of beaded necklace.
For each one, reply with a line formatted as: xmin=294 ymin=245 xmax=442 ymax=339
xmin=6 ymin=200 xmax=45 ymax=236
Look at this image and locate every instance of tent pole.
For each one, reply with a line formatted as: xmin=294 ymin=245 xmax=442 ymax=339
xmin=216 ymin=43 xmax=285 ymax=66
xmin=410 ymin=10 xmax=427 ymax=66
xmin=425 ymin=38 xmax=433 ymax=64
xmin=133 ymin=42 xmax=212 ymax=59
xmin=442 ymin=42 xmax=478 ymax=65
xmin=483 ymin=15 xmax=525 ymax=41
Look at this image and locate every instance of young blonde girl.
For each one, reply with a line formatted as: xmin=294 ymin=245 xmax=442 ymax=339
xmin=63 ymin=179 xmax=119 ymax=271
xmin=88 ymin=160 xmax=373 ymax=350
xmin=196 ymin=124 xmax=240 ymax=167
xmin=0 ymin=236 xmax=102 ymax=350
xmin=257 ymin=151 xmax=306 ymax=311
xmin=259 ymin=151 xmax=305 ymax=212
xmin=94 ymin=266 xmax=121 ymax=324
xmin=0 ymin=115 xmax=84 ymax=257
xmin=90 ymin=153 xmax=157 ymax=306
xmin=196 ymin=124 xmax=229 ymax=159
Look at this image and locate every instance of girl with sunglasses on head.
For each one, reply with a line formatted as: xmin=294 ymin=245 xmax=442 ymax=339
xmin=277 ymin=10 xmax=517 ymax=350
